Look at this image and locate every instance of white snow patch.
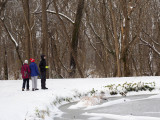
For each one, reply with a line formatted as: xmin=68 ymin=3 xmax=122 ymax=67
xmin=69 ymin=96 xmax=101 ymax=109
xmin=83 ymin=113 xmax=160 ymax=120
xmin=0 ymin=76 xmax=160 ymax=120
xmin=85 ymin=98 xmax=130 ymax=110
xmin=88 ymin=116 xmax=103 ymax=120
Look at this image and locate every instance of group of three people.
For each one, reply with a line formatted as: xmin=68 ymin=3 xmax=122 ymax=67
xmin=21 ymin=55 xmax=48 ymax=91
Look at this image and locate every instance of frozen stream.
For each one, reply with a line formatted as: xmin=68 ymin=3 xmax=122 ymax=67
xmin=55 ymin=94 xmax=160 ymax=120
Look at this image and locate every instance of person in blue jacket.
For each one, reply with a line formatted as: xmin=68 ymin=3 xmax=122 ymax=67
xmin=29 ymin=58 xmax=40 ymax=91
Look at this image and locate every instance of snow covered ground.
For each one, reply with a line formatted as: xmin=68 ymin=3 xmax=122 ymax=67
xmin=0 ymin=76 xmax=160 ymax=120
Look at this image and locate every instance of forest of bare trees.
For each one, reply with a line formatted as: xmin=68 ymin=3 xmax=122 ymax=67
xmin=0 ymin=0 xmax=160 ymax=80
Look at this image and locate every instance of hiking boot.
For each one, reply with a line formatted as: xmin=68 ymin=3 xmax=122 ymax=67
xmin=22 ymin=88 xmax=24 ymax=91
xmin=35 ymin=88 xmax=39 ymax=90
xmin=44 ymin=87 xmax=48 ymax=89
xmin=32 ymin=88 xmax=35 ymax=91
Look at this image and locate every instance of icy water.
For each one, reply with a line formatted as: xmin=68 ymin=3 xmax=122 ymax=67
xmin=54 ymin=94 xmax=160 ymax=120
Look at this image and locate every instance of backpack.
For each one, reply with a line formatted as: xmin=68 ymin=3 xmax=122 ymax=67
xmin=24 ymin=71 xmax=28 ymax=77
xmin=22 ymin=65 xmax=28 ymax=77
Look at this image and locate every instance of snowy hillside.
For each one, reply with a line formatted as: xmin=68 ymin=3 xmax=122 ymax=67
xmin=0 ymin=77 xmax=160 ymax=120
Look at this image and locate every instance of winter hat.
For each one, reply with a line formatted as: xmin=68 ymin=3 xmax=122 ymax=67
xmin=24 ymin=60 xmax=28 ymax=64
xmin=41 ymin=55 xmax=46 ymax=60
xmin=30 ymin=58 xmax=35 ymax=62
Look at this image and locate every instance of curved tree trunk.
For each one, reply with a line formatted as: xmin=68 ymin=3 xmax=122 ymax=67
xmin=70 ymin=0 xmax=85 ymax=77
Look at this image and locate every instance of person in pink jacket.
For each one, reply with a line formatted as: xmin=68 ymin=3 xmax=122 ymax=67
xmin=21 ymin=60 xmax=31 ymax=91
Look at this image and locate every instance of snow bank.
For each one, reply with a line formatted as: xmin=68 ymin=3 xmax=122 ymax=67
xmin=83 ymin=113 xmax=160 ymax=120
xmin=0 ymin=76 xmax=160 ymax=120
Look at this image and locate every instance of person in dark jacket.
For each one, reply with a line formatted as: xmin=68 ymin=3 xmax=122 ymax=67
xmin=39 ymin=55 xmax=48 ymax=89
xmin=21 ymin=60 xmax=31 ymax=91
xmin=29 ymin=58 xmax=40 ymax=91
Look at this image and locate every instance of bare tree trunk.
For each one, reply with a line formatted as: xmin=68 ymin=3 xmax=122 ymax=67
xmin=122 ymin=3 xmax=131 ymax=77
xmin=70 ymin=0 xmax=85 ymax=77
xmin=22 ymin=0 xmax=30 ymax=59
xmin=53 ymin=0 xmax=84 ymax=78
xmin=108 ymin=0 xmax=121 ymax=77
xmin=3 ymin=40 xmax=8 ymax=80
xmin=49 ymin=31 xmax=62 ymax=78
xmin=121 ymin=0 xmax=142 ymax=77
xmin=42 ymin=0 xmax=48 ymax=55
xmin=42 ymin=0 xmax=49 ymax=78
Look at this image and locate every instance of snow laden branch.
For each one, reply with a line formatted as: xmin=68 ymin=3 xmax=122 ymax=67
xmin=34 ymin=10 xmax=75 ymax=24
xmin=46 ymin=10 xmax=75 ymax=24
xmin=140 ymin=38 xmax=160 ymax=56
xmin=0 ymin=18 xmax=18 ymax=47
xmin=142 ymin=29 xmax=160 ymax=46
xmin=0 ymin=18 xmax=23 ymax=64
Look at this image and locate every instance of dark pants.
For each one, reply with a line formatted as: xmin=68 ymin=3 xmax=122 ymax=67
xmin=22 ymin=78 xmax=29 ymax=89
xmin=41 ymin=71 xmax=46 ymax=88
